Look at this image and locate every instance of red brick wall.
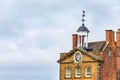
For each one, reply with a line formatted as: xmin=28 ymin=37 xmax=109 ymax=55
xmin=117 ymin=57 xmax=120 ymax=69
xmin=106 ymin=30 xmax=115 ymax=46
xmin=100 ymin=46 xmax=116 ymax=80
xmin=100 ymin=30 xmax=116 ymax=80
xmin=116 ymin=29 xmax=120 ymax=46
xmin=116 ymin=29 xmax=120 ymax=71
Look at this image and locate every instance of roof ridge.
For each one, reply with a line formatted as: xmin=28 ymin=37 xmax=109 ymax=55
xmin=88 ymin=41 xmax=105 ymax=43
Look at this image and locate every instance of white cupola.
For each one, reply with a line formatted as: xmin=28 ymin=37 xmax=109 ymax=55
xmin=76 ymin=11 xmax=90 ymax=48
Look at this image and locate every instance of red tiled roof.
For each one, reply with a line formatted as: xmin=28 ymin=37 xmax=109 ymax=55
xmin=88 ymin=41 xmax=106 ymax=51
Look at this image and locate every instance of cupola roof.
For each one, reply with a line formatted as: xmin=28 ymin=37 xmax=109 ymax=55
xmin=77 ymin=10 xmax=90 ymax=33
xmin=77 ymin=24 xmax=89 ymax=33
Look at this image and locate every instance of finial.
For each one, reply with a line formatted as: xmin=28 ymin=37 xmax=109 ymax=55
xmin=82 ymin=10 xmax=85 ymax=25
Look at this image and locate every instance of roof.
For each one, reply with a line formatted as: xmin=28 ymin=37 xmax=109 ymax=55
xmin=57 ymin=41 xmax=106 ymax=63
xmin=77 ymin=24 xmax=89 ymax=33
xmin=57 ymin=48 xmax=104 ymax=63
xmin=88 ymin=41 xmax=106 ymax=51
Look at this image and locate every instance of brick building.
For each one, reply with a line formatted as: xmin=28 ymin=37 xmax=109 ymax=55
xmin=57 ymin=11 xmax=120 ymax=80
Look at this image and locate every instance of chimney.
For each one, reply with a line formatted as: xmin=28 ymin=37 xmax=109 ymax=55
xmin=106 ymin=30 xmax=115 ymax=45
xmin=72 ymin=34 xmax=78 ymax=49
xmin=116 ymin=29 xmax=120 ymax=46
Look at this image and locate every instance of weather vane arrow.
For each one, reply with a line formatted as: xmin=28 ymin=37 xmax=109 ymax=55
xmin=82 ymin=10 xmax=85 ymax=25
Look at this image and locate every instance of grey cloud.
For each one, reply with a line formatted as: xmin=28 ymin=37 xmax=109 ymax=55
xmin=0 ymin=0 xmax=120 ymax=80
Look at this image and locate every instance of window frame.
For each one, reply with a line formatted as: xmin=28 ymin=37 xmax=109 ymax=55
xmin=85 ymin=67 xmax=91 ymax=77
xmin=75 ymin=67 xmax=81 ymax=77
xmin=66 ymin=67 xmax=71 ymax=78
xmin=74 ymin=52 xmax=82 ymax=63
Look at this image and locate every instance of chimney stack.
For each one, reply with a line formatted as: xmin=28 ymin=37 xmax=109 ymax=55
xmin=116 ymin=29 xmax=120 ymax=46
xmin=72 ymin=34 xmax=78 ymax=49
xmin=106 ymin=30 xmax=115 ymax=45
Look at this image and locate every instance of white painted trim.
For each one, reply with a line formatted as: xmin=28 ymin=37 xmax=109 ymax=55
xmin=81 ymin=34 xmax=83 ymax=47
xmin=66 ymin=68 xmax=71 ymax=78
xmin=78 ymin=32 xmax=87 ymax=35
xmin=102 ymin=42 xmax=109 ymax=51
xmin=74 ymin=51 xmax=82 ymax=63
xmin=77 ymin=35 xmax=80 ymax=47
xmin=77 ymin=32 xmax=88 ymax=48
xmin=75 ymin=68 xmax=81 ymax=77
xmin=85 ymin=67 xmax=91 ymax=77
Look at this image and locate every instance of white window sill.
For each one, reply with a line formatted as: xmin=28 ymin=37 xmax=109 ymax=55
xmin=66 ymin=76 xmax=71 ymax=78
xmin=85 ymin=76 xmax=91 ymax=78
xmin=75 ymin=76 xmax=81 ymax=77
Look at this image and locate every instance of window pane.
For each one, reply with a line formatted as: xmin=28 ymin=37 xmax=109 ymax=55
xmin=86 ymin=67 xmax=91 ymax=77
xmin=76 ymin=68 xmax=80 ymax=77
xmin=67 ymin=68 xmax=70 ymax=73
xmin=66 ymin=68 xmax=71 ymax=78
xmin=87 ymin=68 xmax=90 ymax=72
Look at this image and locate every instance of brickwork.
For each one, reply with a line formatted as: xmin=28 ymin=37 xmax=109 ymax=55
xmin=99 ymin=30 xmax=116 ymax=80
xmin=72 ymin=34 xmax=78 ymax=49
xmin=59 ymin=51 xmax=100 ymax=80
xmin=116 ymin=29 xmax=120 ymax=80
xmin=58 ymin=28 xmax=120 ymax=80
xmin=117 ymin=57 xmax=120 ymax=69
xmin=105 ymin=30 xmax=115 ymax=46
xmin=116 ymin=29 xmax=120 ymax=46
xmin=100 ymin=47 xmax=116 ymax=80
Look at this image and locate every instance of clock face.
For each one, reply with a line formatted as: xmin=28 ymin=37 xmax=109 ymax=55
xmin=75 ymin=53 xmax=81 ymax=63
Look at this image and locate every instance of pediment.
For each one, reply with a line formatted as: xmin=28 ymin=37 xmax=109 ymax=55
xmin=57 ymin=48 xmax=104 ymax=64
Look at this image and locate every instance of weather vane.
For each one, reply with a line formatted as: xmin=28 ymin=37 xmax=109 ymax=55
xmin=82 ymin=10 xmax=85 ymax=25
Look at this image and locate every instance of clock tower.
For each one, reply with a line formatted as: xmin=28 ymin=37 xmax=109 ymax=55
xmin=57 ymin=11 xmax=117 ymax=80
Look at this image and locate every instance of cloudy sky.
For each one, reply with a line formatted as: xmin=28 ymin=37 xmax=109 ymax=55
xmin=0 ymin=0 xmax=120 ymax=80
